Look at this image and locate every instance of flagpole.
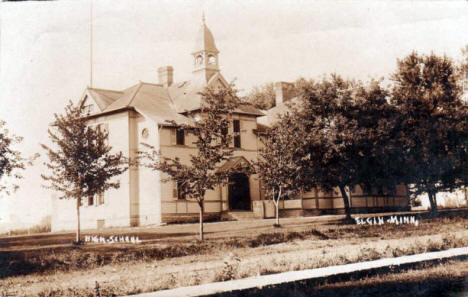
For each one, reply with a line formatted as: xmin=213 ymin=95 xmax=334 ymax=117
xmin=90 ymin=0 xmax=93 ymax=88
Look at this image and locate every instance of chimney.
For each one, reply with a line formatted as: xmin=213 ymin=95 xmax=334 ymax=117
xmin=158 ymin=66 xmax=174 ymax=87
xmin=274 ymin=81 xmax=296 ymax=107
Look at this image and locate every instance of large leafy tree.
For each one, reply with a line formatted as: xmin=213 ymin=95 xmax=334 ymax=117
xmin=255 ymin=113 xmax=310 ymax=226
xmin=391 ymin=52 xmax=468 ymax=215
xmin=245 ymin=82 xmax=276 ymax=110
xmin=140 ymin=86 xmax=241 ymax=241
xmin=0 ymin=120 xmax=29 ymax=195
xmin=296 ymin=76 xmax=400 ymax=220
xmin=42 ymin=101 xmax=127 ymax=243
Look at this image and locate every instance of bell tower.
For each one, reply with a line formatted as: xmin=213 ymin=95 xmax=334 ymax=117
xmin=192 ymin=15 xmax=220 ymax=83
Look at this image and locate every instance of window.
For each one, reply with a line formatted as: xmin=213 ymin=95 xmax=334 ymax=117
xmin=96 ymin=192 xmax=104 ymax=205
xmin=173 ymin=180 xmax=186 ymax=200
xmin=176 ymin=129 xmax=185 ymax=145
xmin=84 ymin=104 xmax=95 ymax=114
xmin=141 ymin=128 xmax=149 ymax=139
xmin=233 ymin=120 xmax=241 ymax=148
xmin=97 ymin=123 xmax=109 ymax=144
xmin=97 ymin=219 xmax=105 ymax=229
xmin=208 ymin=55 xmax=216 ymax=64
xmin=98 ymin=123 xmax=109 ymax=133
xmin=88 ymin=196 xmax=94 ymax=206
xmin=196 ymin=55 xmax=203 ymax=65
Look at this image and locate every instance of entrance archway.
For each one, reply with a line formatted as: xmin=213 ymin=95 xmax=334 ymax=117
xmin=228 ymin=173 xmax=251 ymax=210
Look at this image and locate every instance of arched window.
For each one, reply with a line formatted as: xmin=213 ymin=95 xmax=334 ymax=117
xmin=208 ymin=55 xmax=216 ymax=65
xmin=196 ymin=55 xmax=203 ymax=65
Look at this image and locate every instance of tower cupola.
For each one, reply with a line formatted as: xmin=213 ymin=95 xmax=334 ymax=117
xmin=192 ymin=15 xmax=220 ymax=83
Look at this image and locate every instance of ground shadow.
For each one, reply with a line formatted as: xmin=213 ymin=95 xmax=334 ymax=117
xmin=209 ymin=257 xmax=468 ymax=297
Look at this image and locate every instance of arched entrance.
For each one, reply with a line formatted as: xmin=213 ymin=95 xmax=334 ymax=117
xmin=228 ymin=173 xmax=251 ymax=210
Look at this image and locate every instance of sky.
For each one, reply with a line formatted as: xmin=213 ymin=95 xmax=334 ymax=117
xmin=1 ymin=0 xmax=468 ymax=228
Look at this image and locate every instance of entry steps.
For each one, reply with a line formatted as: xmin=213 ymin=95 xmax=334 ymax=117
xmin=223 ymin=211 xmax=257 ymax=221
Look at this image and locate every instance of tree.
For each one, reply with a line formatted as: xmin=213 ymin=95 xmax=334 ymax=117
xmin=41 ymin=101 xmax=127 ymax=243
xmin=460 ymin=45 xmax=468 ymax=76
xmin=391 ymin=52 xmax=468 ymax=215
xmin=0 ymin=120 xmax=29 ymax=195
xmin=459 ymin=45 xmax=468 ymax=101
xmin=296 ymin=76 xmax=400 ymax=220
xmin=255 ymin=113 xmax=310 ymax=226
xmin=140 ymin=86 xmax=241 ymax=241
xmin=245 ymin=82 xmax=276 ymax=110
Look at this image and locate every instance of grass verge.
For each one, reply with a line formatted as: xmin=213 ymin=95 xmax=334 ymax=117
xmin=2 ymin=212 xmax=467 ymax=279
xmin=1 ymin=230 xmax=467 ymax=296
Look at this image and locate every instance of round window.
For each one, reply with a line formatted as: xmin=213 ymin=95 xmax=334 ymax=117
xmin=141 ymin=128 xmax=149 ymax=139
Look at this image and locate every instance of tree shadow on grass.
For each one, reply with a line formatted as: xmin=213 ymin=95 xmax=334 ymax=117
xmin=218 ymin=276 xmax=467 ymax=297
xmin=209 ymin=257 xmax=468 ymax=297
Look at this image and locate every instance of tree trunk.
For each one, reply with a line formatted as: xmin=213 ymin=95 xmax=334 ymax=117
xmin=428 ymin=191 xmax=438 ymax=217
xmin=339 ymin=185 xmax=352 ymax=220
xmin=275 ymin=201 xmax=279 ymax=226
xmin=199 ymin=202 xmax=204 ymax=241
xmin=76 ymin=197 xmax=81 ymax=243
xmin=274 ymin=187 xmax=282 ymax=226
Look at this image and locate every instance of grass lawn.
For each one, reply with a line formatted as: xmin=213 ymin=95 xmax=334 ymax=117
xmin=0 ymin=211 xmax=467 ymax=296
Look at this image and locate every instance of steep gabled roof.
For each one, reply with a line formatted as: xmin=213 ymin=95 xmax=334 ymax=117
xmin=83 ymin=87 xmax=123 ymax=111
xmin=257 ymin=97 xmax=301 ymax=127
xmin=86 ymin=82 xmax=192 ymax=125
xmin=168 ymin=80 xmax=202 ymax=113
xmin=129 ymin=83 xmax=193 ymax=125
xmin=85 ymin=76 xmax=262 ymax=125
xmin=167 ymin=73 xmax=263 ymax=116
xmin=103 ymin=83 xmax=143 ymax=112
xmin=216 ymin=156 xmax=253 ymax=173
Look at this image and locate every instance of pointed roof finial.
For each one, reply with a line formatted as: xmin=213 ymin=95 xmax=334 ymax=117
xmin=202 ymin=12 xmax=206 ymax=25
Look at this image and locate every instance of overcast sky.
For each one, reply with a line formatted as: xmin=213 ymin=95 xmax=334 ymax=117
xmin=1 ymin=0 xmax=468 ymax=227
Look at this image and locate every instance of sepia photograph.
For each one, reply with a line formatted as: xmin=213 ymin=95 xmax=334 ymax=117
xmin=0 ymin=0 xmax=467 ymax=296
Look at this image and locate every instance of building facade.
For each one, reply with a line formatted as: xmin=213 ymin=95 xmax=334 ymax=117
xmin=51 ymin=19 xmax=409 ymax=232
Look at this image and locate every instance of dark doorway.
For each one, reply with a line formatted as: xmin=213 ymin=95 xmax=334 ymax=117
xmin=228 ymin=173 xmax=251 ymax=210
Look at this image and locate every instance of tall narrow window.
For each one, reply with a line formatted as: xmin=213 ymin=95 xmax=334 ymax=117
xmin=98 ymin=123 xmax=109 ymax=144
xmin=177 ymin=181 xmax=186 ymax=200
xmin=88 ymin=196 xmax=94 ymax=206
xmin=173 ymin=180 xmax=186 ymax=200
xmin=176 ymin=129 xmax=185 ymax=145
xmin=97 ymin=192 xmax=104 ymax=205
xmin=233 ymin=120 xmax=241 ymax=148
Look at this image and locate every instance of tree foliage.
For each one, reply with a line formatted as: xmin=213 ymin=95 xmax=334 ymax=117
xmin=245 ymin=82 xmax=276 ymax=110
xmin=255 ymin=113 xmax=310 ymax=226
xmin=140 ymin=85 xmax=244 ymax=240
xmin=0 ymin=120 xmax=30 ymax=195
xmin=390 ymin=52 xmax=468 ymax=214
xmin=295 ymin=75 xmax=400 ymax=220
xmin=41 ymin=101 xmax=127 ymax=242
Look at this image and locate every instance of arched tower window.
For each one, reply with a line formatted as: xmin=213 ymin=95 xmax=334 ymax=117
xmin=195 ymin=55 xmax=204 ymax=66
xmin=208 ymin=55 xmax=216 ymax=65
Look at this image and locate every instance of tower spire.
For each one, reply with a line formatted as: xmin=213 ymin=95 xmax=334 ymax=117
xmin=192 ymin=14 xmax=220 ymax=83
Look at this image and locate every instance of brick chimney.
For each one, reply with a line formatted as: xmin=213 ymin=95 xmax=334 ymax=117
xmin=158 ymin=66 xmax=174 ymax=87
xmin=274 ymin=81 xmax=296 ymax=106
